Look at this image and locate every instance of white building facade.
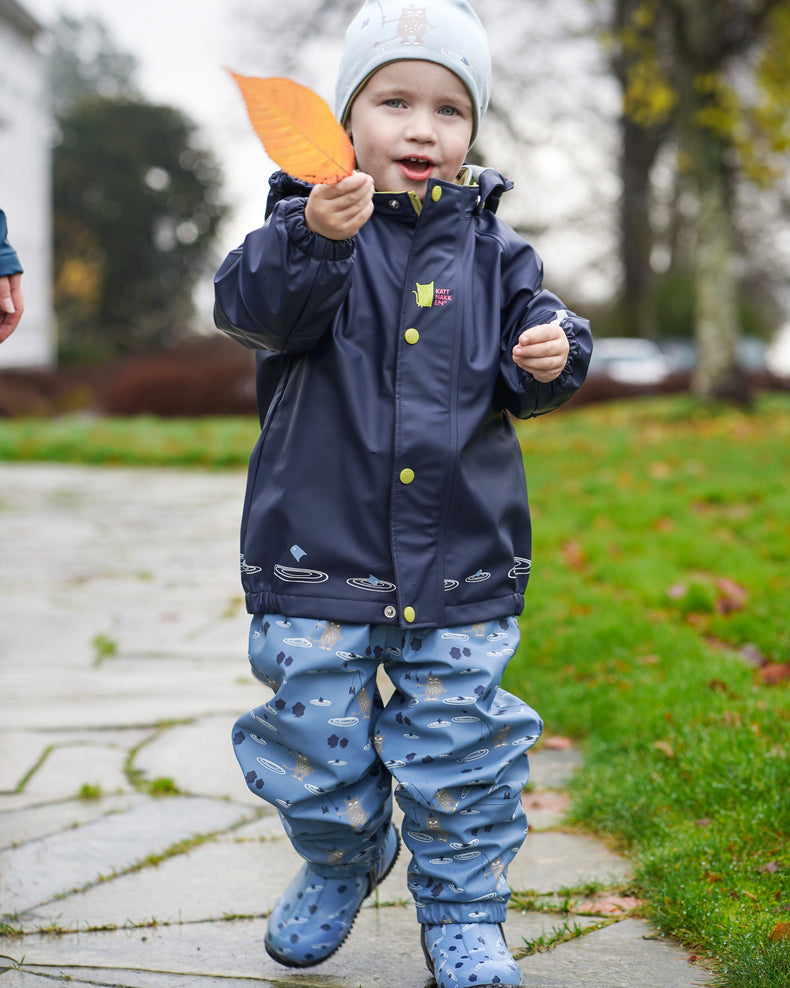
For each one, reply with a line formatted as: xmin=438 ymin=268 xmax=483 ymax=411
xmin=0 ymin=0 xmax=53 ymax=367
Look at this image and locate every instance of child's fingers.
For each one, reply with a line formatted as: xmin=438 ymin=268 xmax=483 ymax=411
xmin=512 ymin=321 xmax=569 ymax=382
xmin=318 ymin=171 xmax=373 ymax=203
xmin=0 ymin=276 xmax=13 ymax=314
xmin=517 ymin=322 xmax=563 ymax=347
xmin=306 ymin=173 xmax=373 ymax=239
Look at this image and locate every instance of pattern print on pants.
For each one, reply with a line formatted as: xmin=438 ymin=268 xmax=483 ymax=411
xmin=231 ymin=614 xmax=542 ymax=925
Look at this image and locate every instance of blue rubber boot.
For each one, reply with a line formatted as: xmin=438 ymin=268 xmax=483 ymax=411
xmin=264 ymin=824 xmax=400 ymax=968
xmin=421 ymin=922 xmax=523 ymax=987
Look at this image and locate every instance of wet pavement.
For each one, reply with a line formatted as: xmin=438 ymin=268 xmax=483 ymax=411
xmin=0 ymin=463 xmax=715 ymax=986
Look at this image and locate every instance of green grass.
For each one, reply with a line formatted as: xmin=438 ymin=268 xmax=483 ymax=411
xmin=0 ymin=415 xmax=257 ymax=468
xmin=507 ymin=394 xmax=790 ymax=987
xmin=1 ymin=394 xmax=789 ymax=984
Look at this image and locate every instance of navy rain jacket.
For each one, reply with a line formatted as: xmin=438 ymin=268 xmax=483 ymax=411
xmin=214 ymin=167 xmax=592 ymax=630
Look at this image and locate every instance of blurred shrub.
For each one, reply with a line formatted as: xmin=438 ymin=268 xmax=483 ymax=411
xmin=0 ymin=336 xmax=257 ymax=418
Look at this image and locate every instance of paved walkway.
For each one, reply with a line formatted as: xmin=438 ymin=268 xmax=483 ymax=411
xmin=0 ymin=464 xmax=715 ymax=987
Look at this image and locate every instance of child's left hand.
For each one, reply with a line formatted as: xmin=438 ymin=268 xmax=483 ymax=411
xmin=512 ymin=322 xmax=569 ymax=382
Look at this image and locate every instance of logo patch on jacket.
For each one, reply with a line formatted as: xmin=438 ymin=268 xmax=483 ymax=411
xmin=413 ymin=281 xmax=453 ymax=307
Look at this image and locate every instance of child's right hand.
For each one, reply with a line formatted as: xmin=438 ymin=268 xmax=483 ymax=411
xmin=0 ymin=273 xmax=23 ymax=344
xmin=305 ymin=171 xmax=374 ymax=241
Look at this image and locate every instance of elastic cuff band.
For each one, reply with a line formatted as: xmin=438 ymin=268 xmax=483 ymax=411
xmin=416 ymin=901 xmax=509 ymax=925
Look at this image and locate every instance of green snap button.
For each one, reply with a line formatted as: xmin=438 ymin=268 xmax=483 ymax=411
xmin=399 ymin=468 xmax=415 ymax=485
xmin=404 ymin=328 xmax=420 ymax=344
xmin=431 ymin=186 xmax=442 ymax=202
xmin=403 ymin=606 xmax=416 ymax=623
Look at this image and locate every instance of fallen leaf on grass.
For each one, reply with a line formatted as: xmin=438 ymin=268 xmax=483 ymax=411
xmin=759 ymin=861 xmax=781 ymax=874
xmin=542 ymin=736 xmax=574 ymax=750
xmin=639 ymin=653 xmax=661 ymax=666
xmin=714 ymin=577 xmax=748 ymax=614
xmin=561 ymin=540 xmax=587 ymax=570
xmin=228 ymin=72 xmax=355 ymax=185
xmin=757 ymin=663 xmax=790 ymax=686
xmin=769 ymin=922 xmax=790 ymax=941
xmin=653 ymin=740 xmax=675 ymax=758
xmin=652 ymin=516 xmax=675 ymax=533
xmin=649 ymin=461 xmax=671 ymax=479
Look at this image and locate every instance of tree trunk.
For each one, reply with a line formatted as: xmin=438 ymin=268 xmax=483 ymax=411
xmin=612 ymin=0 xmax=665 ymax=340
xmin=620 ymin=116 xmax=660 ymax=338
xmin=673 ymin=0 xmax=751 ymax=404
xmin=689 ymin=133 xmax=748 ymax=402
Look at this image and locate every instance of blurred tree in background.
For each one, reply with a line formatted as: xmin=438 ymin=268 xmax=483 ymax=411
xmin=50 ymin=15 xmax=227 ymax=362
xmin=48 ymin=14 xmax=140 ymax=114
xmin=606 ymin=0 xmax=790 ymax=400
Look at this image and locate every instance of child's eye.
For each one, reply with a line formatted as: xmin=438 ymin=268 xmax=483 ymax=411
xmin=384 ymin=98 xmax=406 ymax=109
xmin=438 ymin=105 xmax=460 ymax=117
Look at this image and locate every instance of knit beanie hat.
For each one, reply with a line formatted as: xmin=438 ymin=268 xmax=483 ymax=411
xmin=335 ymin=0 xmax=492 ymax=144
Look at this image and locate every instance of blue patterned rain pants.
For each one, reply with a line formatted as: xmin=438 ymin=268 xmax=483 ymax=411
xmin=231 ymin=614 xmax=542 ymax=925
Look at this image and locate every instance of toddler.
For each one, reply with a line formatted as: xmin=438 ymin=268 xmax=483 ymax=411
xmin=214 ymin=2 xmax=592 ymax=984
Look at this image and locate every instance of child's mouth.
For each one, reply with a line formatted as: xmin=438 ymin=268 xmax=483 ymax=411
xmin=398 ymin=157 xmax=434 ymax=182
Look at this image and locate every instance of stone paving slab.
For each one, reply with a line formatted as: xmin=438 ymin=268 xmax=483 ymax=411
xmin=134 ymin=714 xmax=259 ymax=802
xmin=511 ymin=831 xmax=631 ymax=893
xmin=0 ymin=909 xmax=610 ymax=988
xmin=20 ymin=815 xmax=295 ymax=932
xmin=0 ymin=793 xmax=149 ymax=851
xmin=0 ymin=655 xmax=260 ymax=732
xmin=1 ymin=796 xmax=258 ymax=917
xmin=0 ymin=465 xmax=716 ymax=986
xmin=519 ymin=918 xmax=715 ymax=987
xmin=0 ymin=728 xmax=153 ymax=795
xmin=15 ymin=739 xmax=131 ymax=800
xmin=526 ymin=747 xmax=583 ymax=790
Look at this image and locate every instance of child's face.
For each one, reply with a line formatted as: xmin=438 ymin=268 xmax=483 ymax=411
xmin=345 ymin=60 xmax=474 ymax=200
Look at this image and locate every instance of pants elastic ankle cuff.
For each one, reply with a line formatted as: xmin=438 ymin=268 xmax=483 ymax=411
xmin=309 ymin=860 xmax=375 ymax=879
xmin=416 ymin=904 xmax=508 ymax=925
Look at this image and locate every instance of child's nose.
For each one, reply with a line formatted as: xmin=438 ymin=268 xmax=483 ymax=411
xmin=405 ymin=108 xmax=436 ymax=143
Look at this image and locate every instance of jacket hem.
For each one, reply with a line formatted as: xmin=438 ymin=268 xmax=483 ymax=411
xmin=243 ymin=590 xmax=525 ymax=630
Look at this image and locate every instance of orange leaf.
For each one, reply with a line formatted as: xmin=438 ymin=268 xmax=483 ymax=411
xmin=770 ymin=922 xmax=790 ymax=941
xmin=228 ymin=72 xmax=355 ymax=185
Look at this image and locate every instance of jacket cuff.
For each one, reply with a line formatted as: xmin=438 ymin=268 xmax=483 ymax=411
xmin=281 ymin=198 xmax=356 ymax=262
